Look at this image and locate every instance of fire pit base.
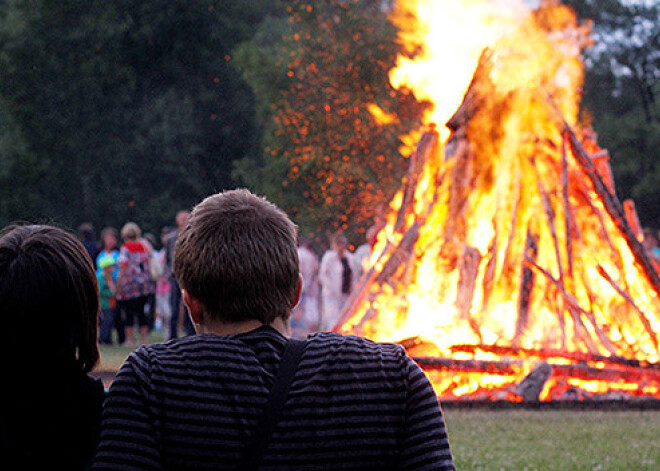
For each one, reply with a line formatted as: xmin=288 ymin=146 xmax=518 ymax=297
xmin=440 ymin=398 xmax=660 ymax=411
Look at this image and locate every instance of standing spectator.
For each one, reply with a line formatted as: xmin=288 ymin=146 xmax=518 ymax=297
xmin=143 ymin=232 xmax=160 ymax=330
xmin=354 ymin=225 xmax=378 ymax=280
xmin=0 ymin=224 xmax=104 ymax=469
xmin=78 ymin=222 xmax=100 ymax=269
xmin=163 ymin=210 xmax=194 ymax=339
xmin=155 ymin=227 xmax=174 ymax=339
xmin=95 ymin=227 xmax=122 ymax=342
xmin=319 ymin=233 xmax=356 ymax=331
xmin=97 ymin=255 xmax=117 ymax=345
xmin=95 ymin=227 xmax=120 ymax=270
xmin=93 ymin=189 xmax=455 ymax=470
xmin=292 ymin=239 xmax=320 ymax=336
xmin=116 ymin=222 xmax=153 ymax=346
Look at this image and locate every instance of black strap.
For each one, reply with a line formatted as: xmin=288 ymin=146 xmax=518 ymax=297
xmin=239 ymin=338 xmax=307 ymax=471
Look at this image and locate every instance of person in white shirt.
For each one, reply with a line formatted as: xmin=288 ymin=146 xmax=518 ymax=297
xmin=292 ymin=240 xmax=320 ymax=335
xmin=354 ymin=226 xmax=378 ymax=280
xmin=319 ymin=234 xmax=356 ymax=331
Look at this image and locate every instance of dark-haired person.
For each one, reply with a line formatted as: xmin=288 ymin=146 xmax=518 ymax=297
xmin=0 ymin=224 xmax=104 ymax=470
xmin=94 ymin=189 xmax=455 ymax=470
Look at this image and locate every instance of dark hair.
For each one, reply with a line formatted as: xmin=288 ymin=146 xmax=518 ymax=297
xmin=0 ymin=225 xmax=100 ymax=374
xmin=174 ymin=189 xmax=299 ymax=324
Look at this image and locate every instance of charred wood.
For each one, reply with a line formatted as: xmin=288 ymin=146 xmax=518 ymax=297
xmin=413 ymin=357 xmax=520 ymax=375
xmin=514 ymin=227 xmax=539 ymax=346
xmin=623 ymin=199 xmax=644 ymax=242
xmin=564 ymin=125 xmax=660 ymax=303
xmin=596 ymin=264 xmax=659 ymax=353
xmin=448 ymin=343 xmax=660 ymax=370
xmin=515 ymin=363 xmax=553 ymax=402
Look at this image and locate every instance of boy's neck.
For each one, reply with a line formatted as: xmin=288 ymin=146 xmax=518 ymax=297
xmin=195 ymin=316 xmax=291 ymax=338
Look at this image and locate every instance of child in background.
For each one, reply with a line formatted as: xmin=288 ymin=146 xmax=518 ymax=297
xmin=97 ymin=255 xmax=117 ymax=345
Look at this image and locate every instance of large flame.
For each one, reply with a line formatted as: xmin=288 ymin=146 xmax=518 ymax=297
xmin=389 ymin=0 xmax=529 ymax=140
xmin=350 ymin=0 xmax=660 ymax=400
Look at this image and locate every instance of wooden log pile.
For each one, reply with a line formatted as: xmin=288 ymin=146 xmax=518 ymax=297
xmin=413 ymin=354 xmax=660 ymax=401
xmin=333 ymin=48 xmax=660 ymax=401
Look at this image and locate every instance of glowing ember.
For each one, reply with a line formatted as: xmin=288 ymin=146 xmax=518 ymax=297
xmin=346 ymin=0 xmax=660 ymax=401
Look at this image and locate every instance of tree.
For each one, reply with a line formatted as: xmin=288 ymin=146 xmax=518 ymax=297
xmin=566 ymin=0 xmax=660 ymax=227
xmin=233 ymin=0 xmax=427 ymax=241
xmin=0 ymin=0 xmax=271 ymax=233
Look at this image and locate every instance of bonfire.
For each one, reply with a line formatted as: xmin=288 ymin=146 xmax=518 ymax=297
xmin=334 ymin=0 xmax=660 ymax=401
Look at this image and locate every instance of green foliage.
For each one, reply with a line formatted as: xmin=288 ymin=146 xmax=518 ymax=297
xmin=233 ymin=0 xmax=427 ymax=242
xmin=566 ymin=0 xmax=660 ymax=227
xmin=0 ymin=0 xmax=269 ymax=233
xmin=597 ymin=113 xmax=660 ymax=227
xmin=1 ymin=0 xmax=659 ymax=239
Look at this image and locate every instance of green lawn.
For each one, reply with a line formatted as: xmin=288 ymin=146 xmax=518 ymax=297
xmin=96 ymin=331 xmax=165 ymax=371
xmin=444 ymin=408 xmax=660 ymax=470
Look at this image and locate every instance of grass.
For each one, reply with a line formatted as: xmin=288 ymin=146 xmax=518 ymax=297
xmin=444 ymin=408 xmax=660 ymax=470
xmin=96 ymin=330 xmax=165 ymax=371
xmin=97 ymin=341 xmax=660 ymax=470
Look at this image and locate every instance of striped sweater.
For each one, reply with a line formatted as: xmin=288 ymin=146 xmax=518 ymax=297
xmin=93 ymin=326 xmax=454 ymax=470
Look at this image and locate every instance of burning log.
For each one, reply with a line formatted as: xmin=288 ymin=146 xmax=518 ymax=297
xmin=335 ymin=19 xmax=660 ymax=401
xmin=394 ymin=130 xmax=437 ymax=232
xmin=531 ymin=156 xmax=565 ymax=284
xmin=480 ymin=230 xmax=498 ymax=314
xmin=456 ymin=245 xmax=482 ymax=340
xmin=563 ymin=123 xmax=660 ymax=306
xmin=446 ymin=49 xmax=493 ymax=135
xmin=414 ymin=356 xmax=520 ymax=376
xmin=524 ymin=257 xmax=616 ymax=355
xmin=415 ymin=353 xmax=660 ymax=402
xmin=515 ymin=363 xmax=553 ymax=402
xmin=514 ymin=227 xmax=539 ymax=346
xmin=596 ymin=264 xmax=659 ymax=352
xmin=561 ymin=134 xmax=575 ymax=279
xmin=333 ymin=130 xmax=439 ymax=329
xmin=551 ymin=363 xmax=660 ymax=384
xmin=623 ymin=199 xmax=644 ymax=242
xmin=448 ymin=343 xmax=660 ymax=370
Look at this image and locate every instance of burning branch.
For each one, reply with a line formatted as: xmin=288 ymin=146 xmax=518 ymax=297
xmin=596 ymin=264 xmax=660 ymax=353
xmin=524 ymin=256 xmax=617 ymax=356
xmin=559 ymin=116 xmax=660 ymax=303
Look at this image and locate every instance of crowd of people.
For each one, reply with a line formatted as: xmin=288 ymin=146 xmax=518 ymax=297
xmin=78 ymin=211 xmax=382 ymax=346
xmin=79 ymin=211 xmax=196 ymax=347
xmin=292 ymin=227 xmax=378 ymax=336
xmin=0 ymin=189 xmax=455 ymax=470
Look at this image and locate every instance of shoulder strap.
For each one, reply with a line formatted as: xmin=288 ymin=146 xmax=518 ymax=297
xmin=239 ymin=338 xmax=307 ymax=471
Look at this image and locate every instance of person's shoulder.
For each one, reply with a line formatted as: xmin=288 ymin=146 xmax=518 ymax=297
xmin=123 ymin=240 xmax=146 ymax=253
xmin=131 ymin=335 xmax=254 ymax=364
xmin=306 ymin=332 xmax=405 ymax=362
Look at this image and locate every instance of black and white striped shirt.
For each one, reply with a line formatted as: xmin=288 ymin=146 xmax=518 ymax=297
xmin=94 ymin=326 xmax=454 ymax=470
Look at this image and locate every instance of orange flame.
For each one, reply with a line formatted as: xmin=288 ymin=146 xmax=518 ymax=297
xmin=353 ymin=0 xmax=660 ymax=400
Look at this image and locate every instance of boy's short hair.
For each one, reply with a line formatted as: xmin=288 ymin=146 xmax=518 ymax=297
xmin=0 ymin=224 xmax=99 ymax=374
xmin=174 ymin=189 xmax=299 ymax=324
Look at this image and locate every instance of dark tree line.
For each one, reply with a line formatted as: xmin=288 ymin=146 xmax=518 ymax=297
xmin=0 ymin=0 xmax=658 ymax=237
xmin=566 ymin=0 xmax=660 ymax=227
xmin=0 ymin=0 xmax=276 ymax=233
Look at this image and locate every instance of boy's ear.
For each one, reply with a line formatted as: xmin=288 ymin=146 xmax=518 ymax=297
xmin=290 ymin=274 xmax=303 ymax=309
xmin=182 ymin=289 xmax=204 ymax=324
